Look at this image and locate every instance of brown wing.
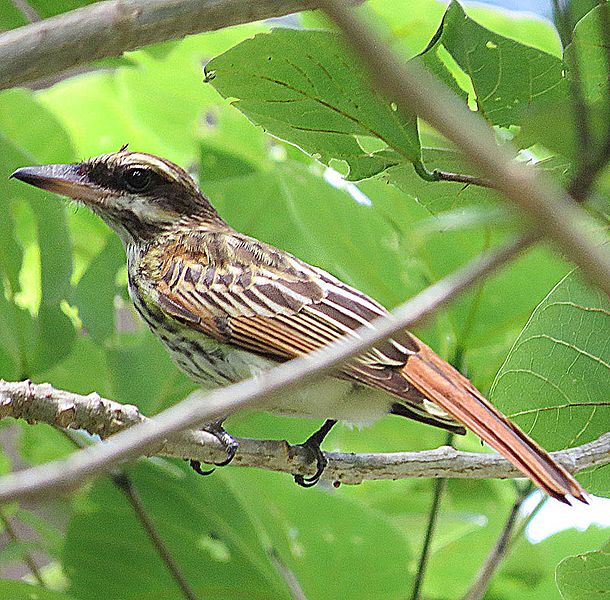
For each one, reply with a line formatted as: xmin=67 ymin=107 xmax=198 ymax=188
xmin=149 ymin=232 xmax=461 ymax=432
xmin=150 ymin=232 xmax=587 ymax=503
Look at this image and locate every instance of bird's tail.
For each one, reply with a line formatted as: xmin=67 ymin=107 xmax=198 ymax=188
xmin=401 ymin=341 xmax=587 ymax=504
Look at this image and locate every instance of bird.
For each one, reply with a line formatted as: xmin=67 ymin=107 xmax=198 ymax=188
xmin=11 ymin=149 xmax=587 ymax=504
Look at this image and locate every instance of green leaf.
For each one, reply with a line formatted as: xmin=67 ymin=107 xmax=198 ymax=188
xmin=37 ymin=336 xmax=113 ymax=398
xmin=229 ymin=469 xmax=412 ymax=599
xmin=566 ymin=5 xmax=610 ymax=104
xmin=26 ymin=179 xmax=75 ymax=376
xmin=419 ymin=1 xmax=567 ymax=127
xmin=74 ymin=236 xmax=124 ymax=343
xmin=0 ymin=0 xmax=27 ymax=29
xmin=491 ymin=270 xmax=610 ymax=494
xmin=30 ymin=304 xmax=75 ymax=376
xmin=556 ymin=550 xmax=610 ymax=600
xmin=464 ymin=3 xmax=561 ymax=57
xmin=381 ymin=146 xmax=495 ymax=213
xmin=198 ymin=141 xmax=259 ymax=182
xmin=0 ymin=137 xmax=26 ymax=294
xmin=0 ymin=89 xmax=75 ymax=163
xmin=515 ymin=96 xmax=607 ymax=161
xmin=206 ymin=28 xmax=421 ymax=179
xmin=0 ymin=580 xmax=75 ymax=600
xmin=494 ymin=526 xmax=610 ymax=600
xmin=18 ymin=422 xmax=75 ymax=465
xmin=0 ymin=90 xmax=76 ymax=376
xmin=63 ymin=461 xmax=290 ymax=599
xmin=39 ymin=26 xmax=269 ymax=165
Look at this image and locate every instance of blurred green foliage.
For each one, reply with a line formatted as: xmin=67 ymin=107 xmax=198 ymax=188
xmin=0 ymin=1 xmax=608 ymax=598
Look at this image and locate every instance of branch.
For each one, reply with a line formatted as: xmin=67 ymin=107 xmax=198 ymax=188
xmin=0 ymin=0 xmax=361 ymax=91
xmin=0 ymin=237 xmax=531 ymax=503
xmin=410 ymin=432 xmax=453 ymax=600
xmin=319 ymin=0 xmax=610 ymax=299
xmin=0 ymin=507 xmax=45 ymax=587
xmin=462 ymin=484 xmax=532 ymax=600
xmin=1 ymin=379 xmax=608 ymax=486
xmin=434 ymin=170 xmax=493 ymax=188
xmin=111 ymin=472 xmax=199 ymax=600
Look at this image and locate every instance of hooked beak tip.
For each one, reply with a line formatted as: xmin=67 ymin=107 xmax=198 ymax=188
xmin=9 ymin=163 xmax=93 ymax=201
xmin=11 ymin=166 xmax=39 ymax=183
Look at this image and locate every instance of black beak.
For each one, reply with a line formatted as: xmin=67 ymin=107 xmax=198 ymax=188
xmin=11 ymin=163 xmax=99 ymax=203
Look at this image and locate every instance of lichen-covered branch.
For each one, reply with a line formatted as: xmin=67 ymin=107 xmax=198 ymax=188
xmin=1 ymin=379 xmax=608 ymax=487
xmin=0 ymin=0 xmax=361 ymax=90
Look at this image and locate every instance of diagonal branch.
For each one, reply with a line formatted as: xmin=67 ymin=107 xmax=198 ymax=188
xmin=0 ymin=237 xmax=533 ymax=503
xmin=1 ymin=379 xmax=608 ymax=486
xmin=0 ymin=0 xmax=361 ymax=91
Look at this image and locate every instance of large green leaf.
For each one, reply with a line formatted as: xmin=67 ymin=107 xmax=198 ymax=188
xmin=491 ymin=270 xmax=610 ymax=494
xmin=556 ymin=548 xmax=610 ymax=600
xmin=73 ymin=236 xmax=124 ymax=343
xmin=419 ymin=1 xmax=567 ymax=127
xmin=63 ymin=461 xmax=290 ymax=599
xmin=205 ymin=28 xmax=421 ymax=180
xmin=566 ymin=4 xmax=610 ymax=105
xmin=229 ymin=469 xmax=412 ymax=599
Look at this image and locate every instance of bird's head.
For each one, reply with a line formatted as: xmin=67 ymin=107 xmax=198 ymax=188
xmin=11 ymin=150 xmax=223 ymax=243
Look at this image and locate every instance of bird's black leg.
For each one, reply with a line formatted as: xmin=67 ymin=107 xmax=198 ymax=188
xmin=294 ymin=419 xmax=337 ymax=488
xmin=189 ymin=420 xmax=239 ymax=476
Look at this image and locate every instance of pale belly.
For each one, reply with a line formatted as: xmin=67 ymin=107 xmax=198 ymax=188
xmin=163 ymin=325 xmax=394 ymax=426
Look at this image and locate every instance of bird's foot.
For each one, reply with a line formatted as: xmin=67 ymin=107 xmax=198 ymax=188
xmin=189 ymin=421 xmax=238 ymax=476
xmin=293 ymin=419 xmax=337 ymax=488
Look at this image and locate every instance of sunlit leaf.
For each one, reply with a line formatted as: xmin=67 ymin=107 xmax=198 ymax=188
xmin=0 ymin=580 xmax=75 ymax=600
xmin=419 ymin=1 xmax=567 ymax=127
xmin=206 ymin=28 xmax=421 ymax=180
xmin=491 ymin=270 xmax=610 ymax=494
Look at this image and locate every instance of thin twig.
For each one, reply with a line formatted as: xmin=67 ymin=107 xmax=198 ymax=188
xmin=268 ymin=549 xmax=308 ymax=600
xmin=0 ymin=236 xmax=535 ymax=503
xmin=434 ymin=170 xmax=493 ymax=188
xmin=0 ymin=0 xmax=362 ymax=91
xmin=0 ymin=507 xmax=45 ymax=587
xmin=61 ymin=431 xmax=200 ymax=600
xmin=9 ymin=0 xmax=40 ymax=23
xmin=410 ymin=432 xmax=453 ymax=600
xmin=111 ymin=473 xmax=200 ymax=600
xmin=319 ymin=0 xmax=610 ymax=298
xmin=462 ymin=484 xmax=532 ymax=600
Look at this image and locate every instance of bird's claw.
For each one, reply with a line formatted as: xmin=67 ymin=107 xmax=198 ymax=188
xmin=292 ymin=419 xmax=336 ymax=488
xmin=294 ymin=441 xmax=328 ymax=488
xmin=189 ymin=421 xmax=238 ymax=476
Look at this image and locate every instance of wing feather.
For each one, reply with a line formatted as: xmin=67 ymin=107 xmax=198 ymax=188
xmin=148 ymin=232 xmax=459 ymax=431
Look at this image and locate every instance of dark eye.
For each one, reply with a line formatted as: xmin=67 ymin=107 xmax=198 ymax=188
xmin=123 ymin=168 xmax=152 ymax=192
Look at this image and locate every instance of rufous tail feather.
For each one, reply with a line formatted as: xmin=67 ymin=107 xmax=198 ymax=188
xmin=401 ymin=342 xmax=588 ymax=504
